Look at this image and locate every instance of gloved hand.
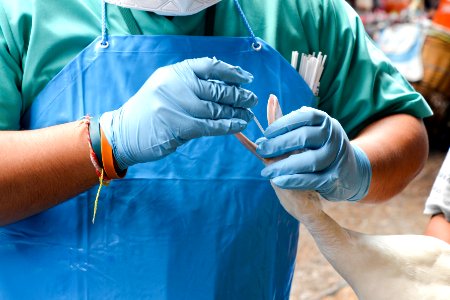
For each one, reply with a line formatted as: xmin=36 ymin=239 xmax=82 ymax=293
xmin=100 ymin=57 xmax=258 ymax=170
xmin=256 ymin=107 xmax=372 ymax=201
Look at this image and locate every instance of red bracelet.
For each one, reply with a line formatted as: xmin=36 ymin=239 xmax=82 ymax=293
xmin=81 ymin=117 xmax=111 ymax=183
xmin=80 ymin=116 xmax=111 ymax=224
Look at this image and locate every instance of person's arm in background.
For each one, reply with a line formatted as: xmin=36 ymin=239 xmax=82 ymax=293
xmin=425 ymin=214 xmax=450 ymax=243
xmin=0 ymin=58 xmax=258 ymax=226
xmin=423 ymin=149 xmax=450 ymax=243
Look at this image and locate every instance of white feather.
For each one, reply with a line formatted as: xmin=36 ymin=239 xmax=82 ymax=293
xmin=273 ymin=187 xmax=450 ymax=300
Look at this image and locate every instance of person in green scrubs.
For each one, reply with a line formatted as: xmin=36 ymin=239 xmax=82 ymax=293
xmin=0 ymin=0 xmax=432 ymax=295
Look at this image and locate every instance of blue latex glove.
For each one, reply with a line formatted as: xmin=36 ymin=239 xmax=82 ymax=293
xmin=100 ymin=57 xmax=258 ymax=170
xmin=256 ymin=107 xmax=372 ymax=201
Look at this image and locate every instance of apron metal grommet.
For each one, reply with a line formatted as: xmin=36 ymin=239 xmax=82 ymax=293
xmin=99 ymin=41 xmax=109 ymax=49
xmin=252 ymin=42 xmax=262 ymax=51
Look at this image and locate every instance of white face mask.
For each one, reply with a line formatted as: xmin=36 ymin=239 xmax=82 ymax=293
xmin=105 ymin=0 xmax=222 ymax=16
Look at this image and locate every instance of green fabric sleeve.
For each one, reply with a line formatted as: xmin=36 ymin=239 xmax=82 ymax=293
xmin=310 ymin=0 xmax=433 ymax=138
xmin=0 ymin=3 xmax=25 ymax=130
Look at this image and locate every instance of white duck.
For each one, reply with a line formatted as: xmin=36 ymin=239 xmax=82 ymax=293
xmin=235 ymin=95 xmax=450 ymax=300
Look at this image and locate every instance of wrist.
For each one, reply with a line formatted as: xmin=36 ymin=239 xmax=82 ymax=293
xmin=348 ymin=145 xmax=372 ymax=201
xmin=99 ymin=111 xmax=129 ymax=171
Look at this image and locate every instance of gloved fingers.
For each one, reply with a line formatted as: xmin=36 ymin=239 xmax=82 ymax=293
xmin=186 ymin=99 xmax=254 ymax=122
xmin=184 ymin=57 xmax=254 ymax=85
xmin=260 ymin=145 xmax=339 ymax=178
xmin=256 ymin=125 xmax=327 ymax=158
xmin=195 ymin=79 xmax=258 ymax=108
xmin=264 ymin=107 xmax=328 ymax=139
xmin=255 ymin=137 xmax=267 ymax=144
xmin=195 ymin=118 xmax=249 ymax=136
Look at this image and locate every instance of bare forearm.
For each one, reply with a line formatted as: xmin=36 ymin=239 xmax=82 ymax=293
xmin=352 ymin=114 xmax=428 ymax=203
xmin=425 ymin=214 xmax=450 ymax=244
xmin=0 ymin=122 xmax=98 ymax=225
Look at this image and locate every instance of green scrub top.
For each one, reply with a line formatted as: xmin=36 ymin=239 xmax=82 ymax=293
xmin=0 ymin=0 xmax=432 ymax=137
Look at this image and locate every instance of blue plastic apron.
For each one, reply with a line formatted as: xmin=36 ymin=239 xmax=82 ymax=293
xmin=1 ymin=1 xmax=315 ymax=299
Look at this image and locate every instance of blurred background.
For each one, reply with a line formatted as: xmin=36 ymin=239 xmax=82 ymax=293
xmin=290 ymin=0 xmax=449 ymax=299
xmin=352 ymin=0 xmax=450 ymax=151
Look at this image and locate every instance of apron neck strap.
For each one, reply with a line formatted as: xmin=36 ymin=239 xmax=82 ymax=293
xmin=99 ymin=0 xmax=260 ymax=49
xmin=233 ymin=0 xmax=258 ymax=46
xmin=100 ymin=0 xmax=109 ymax=47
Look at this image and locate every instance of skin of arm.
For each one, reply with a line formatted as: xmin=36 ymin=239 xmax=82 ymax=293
xmin=0 ymin=122 xmax=99 ymax=226
xmin=425 ymin=214 xmax=450 ymax=244
xmin=351 ymin=113 xmax=429 ymax=203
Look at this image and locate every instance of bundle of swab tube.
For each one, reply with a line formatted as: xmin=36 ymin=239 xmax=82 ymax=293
xmin=250 ymin=51 xmax=327 ymax=135
xmin=291 ymin=51 xmax=327 ymax=96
